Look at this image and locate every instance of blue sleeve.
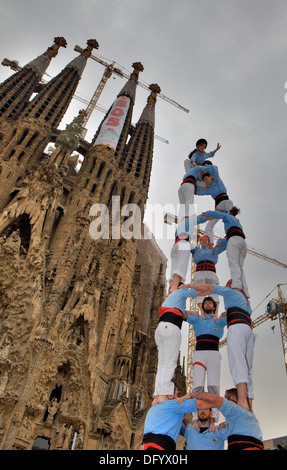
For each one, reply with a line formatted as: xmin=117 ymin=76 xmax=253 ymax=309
xmin=196 ymin=215 xmax=207 ymax=224
xmin=214 ymin=238 xmax=227 ymax=254
xmin=219 ymin=398 xmax=240 ymax=420
xmin=217 ymin=425 xmax=229 ymax=441
xmin=212 ymin=285 xmax=230 ymax=295
xmin=181 ymin=287 xmax=197 ymax=299
xmin=186 ymin=313 xmax=199 ymax=326
xmin=173 ymin=399 xmax=198 ymax=414
xmin=205 ymin=210 xmax=225 ymax=220
xmin=207 ymin=149 xmax=216 ymax=158
xmin=215 ymin=316 xmax=227 ymax=328
xmin=212 ymin=285 xmax=233 ymax=306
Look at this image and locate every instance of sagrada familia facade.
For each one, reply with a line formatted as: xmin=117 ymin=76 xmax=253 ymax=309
xmin=0 ymin=38 xmax=186 ymax=450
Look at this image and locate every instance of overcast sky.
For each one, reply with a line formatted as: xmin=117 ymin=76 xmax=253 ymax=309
xmin=1 ymin=0 xmax=287 ymax=444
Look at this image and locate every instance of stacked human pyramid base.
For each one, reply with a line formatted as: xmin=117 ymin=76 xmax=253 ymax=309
xmin=138 ymin=139 xmax=264 ymax=451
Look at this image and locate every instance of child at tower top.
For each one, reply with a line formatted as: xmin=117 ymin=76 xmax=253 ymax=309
xmin=184 ymin=138 xmax=221 ymax=172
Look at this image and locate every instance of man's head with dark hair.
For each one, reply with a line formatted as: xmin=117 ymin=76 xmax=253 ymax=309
xmin=225 ymin=388 xmax=238 ymax=403
xmin=229 ymin=206 xmax=240 ymax=216
xmin=202 ymin=296 xmax=217 ymax=314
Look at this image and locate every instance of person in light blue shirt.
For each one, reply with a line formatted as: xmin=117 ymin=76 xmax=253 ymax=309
xmin=185 ymin=138 xmax=221 ymax=169
xmin=179 ymin=139 xmax=220 ymax=222
xmin=191 ymin=233 xmax=227 ymax=315
xmin=169 ymin=214 xmax=207 ymax=293
xmin=180 ymin=408 xmax=228 ymax=450
xmin=196 ymin=165 xmax=234 ymax=244
xmin=178 ymin=165 xmax=207 ymax=221
xmin=185 ymin=295 xmax=227 ymax=427
xmin=202 ymin=207 xmax=244 ymax=235
xmin=201 ymin=207 xmax=249 ymax=297
xmin=178 ymin=389 xmax=263 ymax=451
xmin=139 ymin=388 xmax=201 ymax=451
xmin=154 ymin=284 xmax=209 ymax=400
xmin=201 ymin=283 xmax=255 ymax=412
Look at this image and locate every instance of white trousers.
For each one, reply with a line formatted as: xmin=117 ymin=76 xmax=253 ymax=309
xmin=169 ymin=239 xmax=190 ymax=283
xmin=227 ymin=324 xmax=256 ymax=399
xmin=192 ymin=350 xmax=222 ymax=421
xmin=178 ymin=182 xmax=195 ymax=220
xmin=204 ymin=199 xmax=233 ymax=244
xmin=154 ymin=322 xmax=182 ymax=396
xmin=192 ymin=270 xmax=219 ymax=303
xmin=226 ymin=236 xmax=249 ymax=297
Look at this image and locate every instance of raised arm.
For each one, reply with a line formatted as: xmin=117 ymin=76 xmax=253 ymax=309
xmin=181 ymin=283 xmax=215 ymax=296
xmin=177 ymin=392 xmax=224 ymax=409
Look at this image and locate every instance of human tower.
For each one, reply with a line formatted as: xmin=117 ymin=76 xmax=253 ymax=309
xmin=139 ymin=139 xmax=264 ymax=451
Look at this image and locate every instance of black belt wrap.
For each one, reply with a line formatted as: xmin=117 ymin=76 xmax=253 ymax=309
xmin=196 ymin=334 xmax=219 ymax=351
xmin=181 ymin=175 xmax=196 ymax=186
xmin=226 ymin=226 xmax=245 ymax=239
xmin=228 ymin=434 xmax=264 ymax=451
xmin=142 ymin=433 xmax=176 ymax=452
xmin=196 ymin=260 xmax=216 ymax=272
xmin=227 ymin=307 xmax=251 ymax=327
xmin=215 ymin=193 xmax=229 ymax=207
xmin=158 ymin=311 xmax=183 ymax=329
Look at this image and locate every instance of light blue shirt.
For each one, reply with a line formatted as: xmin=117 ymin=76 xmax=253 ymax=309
xmin=203 ymin=210 xmax=243 ymax=234
xmin=186 ymin=313 xmax=226 ymax=339
xmin=195 ymin=165 xmax=228 ymax=199
xmin=219 ymin=398 xmax=263 ymax=441
xmin=190 ymin=149 xmax=216 ymax=165
xmin=182 ymin=164 xmax=209 ymax=183
xmin=213 ymin=285 xmax=252 ymax=315
xmin=162 ymin=287 xmax=197 ymax=313
xmin=191 ymin=239 xmax=227 ymax=265
xmin=180 ymin=421 xmax=228 ymax=450
xmin=143 ymin=399 xmax=198 ymax=443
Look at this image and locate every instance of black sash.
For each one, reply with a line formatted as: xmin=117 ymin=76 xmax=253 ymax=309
xmin=158 ymin=307 xmax=183 ymax=329
xmin=226 ymin=226 xmax=245 ymax=239
xmin=215 ymin=192 xmax=229 ymax=207
xmin=142 ymin=433 xmax=176 ymax=452
xmin=196 ymin=260 xmax=216 ymax=272
xmin=227 ymin=307 xmax=251 ymax=327
xmin=228 ymin=434 xmax=264 ymax=451
xmin=196 ymin=334 xmax=219 ymax=351
xmin=181 ymin=175 xmax=196 ymax=185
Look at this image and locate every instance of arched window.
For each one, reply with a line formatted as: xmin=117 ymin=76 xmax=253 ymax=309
xmin=1 ymin=213 xmax=31 ymax=257
xmin=32 ymin=436 xmax=50 ymax=450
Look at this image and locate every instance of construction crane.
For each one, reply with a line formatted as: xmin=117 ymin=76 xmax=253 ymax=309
xmin=185 ymin=228 xmax=287 ymax=392
xmin=1 ymin=57 xmax=169 ymax=144
xmin=74 ymin=44 xmax=190 ymax=115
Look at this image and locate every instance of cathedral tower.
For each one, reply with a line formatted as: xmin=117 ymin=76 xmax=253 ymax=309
xmin=0 ymin=39 xmax=172 ymax=450
xmin=0 ymin=39 xmax=98 ymax=211
xmin=0 ymin=37 xmax=67 ymax=121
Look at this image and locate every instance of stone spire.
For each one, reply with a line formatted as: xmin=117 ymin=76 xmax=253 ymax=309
xmin=0 ymin=37 xmax=67 ymax=121
xmin=0 ymin=40 xmax=97 ymax=212
xmin=91 ymin=62 xmax=144 ymax=158
xmin=22 ymin=39 xmax=99 ymax=130
xmin=116 ymin=62 xmax=144 ymax=101
xmin=119 ymin=83 xmax=160 ymax=194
